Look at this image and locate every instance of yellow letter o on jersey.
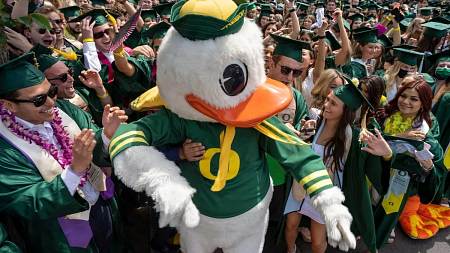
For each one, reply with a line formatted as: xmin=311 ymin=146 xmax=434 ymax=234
xmin=199 ymin=148 xmax=240 ymax=181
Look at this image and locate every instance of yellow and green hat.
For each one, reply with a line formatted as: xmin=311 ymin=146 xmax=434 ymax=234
xmin=426 ymin=49 xmax=450 ymax=65
xmin=154 ymin=1 xmax=175 ymax=16
xmin=270 ymin=33 xmax=313 ymax=63
xmin=0 ymin=53 xmax=45 ymax=95
xmin=59 ymin=6 xmax=82 ymax=19
xmin=170 ymin=0 xmax=248 ymax=41
xmin=67 ymin=8 xmax=120 ymax=27
xmin=141 ymin=21 xmax=171 ymax=40
xmin=394 ymin=48 xmax=423 ymax=66
xmin=422 ymin=21 xmax=450 ymax=37
xmin=334 ymin=76 xmax=374 ymax=110
xmin=354 ymin=29 xmax=378 ymax=43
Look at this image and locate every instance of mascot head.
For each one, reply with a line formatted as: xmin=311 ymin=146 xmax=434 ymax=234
xmin=156 ymin=0 xmax=291 ymax=128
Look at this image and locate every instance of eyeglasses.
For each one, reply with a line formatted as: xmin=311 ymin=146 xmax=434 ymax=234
xmin=52 ymin=19 xmax=63 ymax=25
xmin=36 ymin=28 xmax=56 ymax=35
xmin=276 ymin=63 xmax=302 ymax=77
xmin=7 ymin=84 xmax=58 ymax=107
xmin=47 ymin=68 xmax=74 ymax=83
xmin=93 ymin=28 xmax=111 ymax=39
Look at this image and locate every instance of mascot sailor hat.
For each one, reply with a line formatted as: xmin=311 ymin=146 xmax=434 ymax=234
xmin=111 ymin=0 xmax=357 ymax=252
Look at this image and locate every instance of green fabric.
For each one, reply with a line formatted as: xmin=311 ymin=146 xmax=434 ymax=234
xmin=348 ymin=13 xmax=363 ymax=22
xmin=112 ymin=55 xmax=154 ymax=99
xmin=110 ymin=107 xmax=333 ymax=218
xmin=343 ymin=60 xmax=368 ymax=80
xmin=419 ymin=7 xmax=435 ymax=16
xmin=154 ymin=1 xmax=175 ymax=16
xmin=59 ymin=6 xmax=81 ymax=18
xmin=334 ymin=19 xmax=351 ymax=31
xmin=123 ymin=28 xmax=143 ymax=49
xmin=377 ymin=34 xmax=393 ymax=48
xmin=270 ymin=33 xmax=312 ymax=63
xmin=141 ymin=9 xmax=157 ymax=20
xmin=247 ymin=2 xmax=256 ymax=10
xmin=37 ymin=54 xmax=59 ymax=72
xmin=0 ymin=224 xmax=21 ymax=253
xmin=91 ymin=0 xmax=109 ymax=6
xmin=354 ymin=29 xmax=378 ymax=43
xmin=395 ymin=48 xmax=424 ymax=66
xmin=68 ymin=9 xmax=120 ymax=27
xmin=312 ymin=31 xmax=341 ymax=51
xmin=325 ymin=55 xmax=343 ymax=72
xmin=0 ymin=53 xmax=45 ymax=95
xmin=374 ymin=120 xmax=446 ymax=250
xmin=334 ymin=80 xmax=373 ymax=111
xmin=298 ymin=2 xmax=309 ymax=10
xmin=422 ymin=21 xmax=450 ymax=37
xmin=426 ymin=49 xmax=450 ymax=65
xmin=141 ymin=22 xmax=170 ymax=40
xmin=170 ymin=0 xmax=248 ymax=41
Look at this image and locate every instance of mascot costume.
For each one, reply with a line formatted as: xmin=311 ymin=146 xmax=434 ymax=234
xmin=110 ymin=0 xmax=356 ymax=252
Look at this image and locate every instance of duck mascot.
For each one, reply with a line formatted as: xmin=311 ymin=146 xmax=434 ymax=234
xmin=109 ymin=0 xmax=356 ymax=252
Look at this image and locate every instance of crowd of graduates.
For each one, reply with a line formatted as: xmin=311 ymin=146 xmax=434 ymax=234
xmin=0 ymin=0 xmax=450 ymax=253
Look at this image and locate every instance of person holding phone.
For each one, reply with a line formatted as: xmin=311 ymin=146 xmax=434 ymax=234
xmin=343 ymin=29 xmax=378 ymax=79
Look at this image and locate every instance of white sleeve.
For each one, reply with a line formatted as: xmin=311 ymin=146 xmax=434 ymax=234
xmin=101 ymin=130 xmax=111 ymax=157
xmin=61 ymin=167 xmax=82 ymax=195
xmin=82 ymin=41 xmax=102 ymax=72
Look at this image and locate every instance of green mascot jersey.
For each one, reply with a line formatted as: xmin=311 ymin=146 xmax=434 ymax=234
xmin=0 ymin=99 xmax=131 ymax=253
xmin=109 ymin=107 xmax=334 ymax=218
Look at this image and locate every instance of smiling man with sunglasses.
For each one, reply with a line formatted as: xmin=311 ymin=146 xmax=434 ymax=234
xmin=0 ymin=53 xmax=132 ymax=253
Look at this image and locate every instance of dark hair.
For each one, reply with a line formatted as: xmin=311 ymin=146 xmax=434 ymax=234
xmin=416 ymin=35 xmax=442 ymax=54
xmin=359 ymin=75 xmax=384 ymax=110
xmin=316 ymin=103 xmax=355 ymax=172
xmin=0 ymin=90 xmax=20 ymax=100
xmin=375 ymin=44 xmax=385 ymax=71
xmin=376 ymin=80 xmax=433 ymax=129
xmin=261 ymin=21 xmax=277 ymax=37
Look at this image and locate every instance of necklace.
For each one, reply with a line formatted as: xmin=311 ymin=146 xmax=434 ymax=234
xmin=0 ymin=103 xmax=88 ymax=186
xmin=384 ymin=111 xmax=414 ymax=135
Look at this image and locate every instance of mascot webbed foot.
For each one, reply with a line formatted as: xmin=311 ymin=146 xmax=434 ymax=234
xmin=113 ymin=145 xmax=200 ymax=228
xmin=310 ymin=187 xmax=356 ymax=251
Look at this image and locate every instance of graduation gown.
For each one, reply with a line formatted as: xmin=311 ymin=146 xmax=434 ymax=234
xmin=0 ymin=100 xmax=131 ymax=253
xmin=0 ymin=224 xmax=21 ymax=253
xmin=343 ymin=60 xmax=368 ymax=79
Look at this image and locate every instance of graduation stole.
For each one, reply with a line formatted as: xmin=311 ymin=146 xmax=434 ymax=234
xmin=382 ymin=112 xmax=429 ymax=215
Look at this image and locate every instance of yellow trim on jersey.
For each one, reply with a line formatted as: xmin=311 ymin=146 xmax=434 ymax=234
xmin=109 ymin=131 xmax=146 ymax=153
xmin=306 ymin=179 xmax=333 ymax=195
xmin=299 ymin=170 xmax=329 ymax=188
xmin=110 ymin=137 xmax=149 ymax=158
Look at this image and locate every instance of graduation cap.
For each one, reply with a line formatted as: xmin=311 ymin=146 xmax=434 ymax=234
xmin=343 ymin=5 xmax=351 ymax=11
xmin=0 ymin=53 xmax=45 ymax=95
xmin=350 ymin=26 xmax=372 ymax=33
xmin=422 ymin=21 xmax=450 ymax=37
xmin=91 ymin=0 xmax=109 ymax=7
xmin=68 ymin=8 xmax=120 ymax=27
xmin=315 ymin=3 xmax=325 ymax=9
xmin=307 ymin=0 xmax=316 ymax=3
xmin=419 ymin=7 xmax=435 ymax=16
xmin=127 ymin=0 xmax=138 ymax=5
xmin=442 ymin=12 xmax=450 ymax=19
xmin=313 ymin=30 xmax=342 ymax=51
xmin=141 ymin=21 xmax=171 ymax=40
xmin=298 ymin=13 xmax=307 ymax=19
xmin=426 ymin=16 xmax=450 ymax=24
xmin=59 ymin=6 xmax=82 ymax=19
xmin=26 ymin=43 xmax=60 ymax=72
xmin=426 ymin=49 xmax=450 ymax=65
xmin=141 ymin=9 xmax=158 ymax=20
xmin=354 ymin=28 xmax=378 ymax=43
xmin=298 ymin=2 xmax=309 ymax=10
xmin=333 ymin=18 xmax=351 ymax=31
xmin=394 ymin=48 xmax=423 ymax=66
xmin=377 ymin=34 xmax=393 ymax=48
xmin=366 ymin=14 xmax=376 ymax=22
xmin=154 ymin=1 xmax=175 ymax=16
xmin=334 ymin=76 xmax=374 ymax=110
xmin=259 ymin=3 xmax=273 ymax=17
xmin=385 ymin=44 xmax=419 ymax=50
xmin=348 ymin=13 xmax=364 ymax=22
xmin=270 ymin=33 xmax=313 ymax=62
xmin=399 ymin=18 xmax=412 ymax=32
xmin=367 ymin=3 xmax=382 ymax=11
xmin=247 ymin=2 xmax=257 ymax=10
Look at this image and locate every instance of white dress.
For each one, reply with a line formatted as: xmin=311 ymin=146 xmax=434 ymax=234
xmin=301 ymin=68 xmax=315 ymax=109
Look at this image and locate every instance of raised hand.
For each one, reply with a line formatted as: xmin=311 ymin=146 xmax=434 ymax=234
xmin=81 ymin=16 xmax=95 ymax=41
xmin=361 ymin=128 xmax=393 ymax=157
xmin=4 ymin=27 xmax=33 ymax=53
xmin=130 ymin=45 xmax=155 ymax=59
xmin=102 ymin=104 xmax=128 ymax=138
xmin=179 ymin=139 xmax=205 ymax=162
xmin=79 ymin=69 xmax=104 ymax=92
xmin=71 ymin=129 xmax=96 ymax=173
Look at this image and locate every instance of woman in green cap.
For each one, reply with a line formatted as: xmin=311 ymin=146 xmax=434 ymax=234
xmin=374 ymin=78 xmax=445 ymax=247
xmin=403 ymin=17 xmax=425 ymax=45
xmin=343 ymin=29 xmax=379 ymax=79
xmin=284 ymin=78 xmax=393 ymax=253
xmin=415 ymin=21 xmax=450 ymax=73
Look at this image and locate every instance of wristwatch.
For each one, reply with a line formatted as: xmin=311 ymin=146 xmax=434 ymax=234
xmin=289 ymin=8 xmax=296 ymax=13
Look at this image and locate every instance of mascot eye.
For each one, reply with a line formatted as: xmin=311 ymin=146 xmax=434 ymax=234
xmin=219 ymin=61 xmax=248 ymax=96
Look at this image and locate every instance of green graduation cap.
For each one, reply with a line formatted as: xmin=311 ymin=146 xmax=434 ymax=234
xmin=298 ymin=13 xmax=307 ymax=19
xmin=419 ymin=6 xmax=435 ymax=16
xmin=37 ymin=55 xmax=60 ymax=73
xmin=367 ymin=3 xmax=382 ymax=11
xmin=141 ymin=21 xmax=171 ymax=40
xmin=270 ymin=33 xmax=313 ymax=63
xmin=67 ymin=8 xmax=120 ymax=27
xmin=385 ymin=44 xmax=419 ymax=51
xmin=91 ymin=0 xmax=109 ymax=7
xmin=442 ymin=12 xmax=450 ymax=19
xmin=422 ymin=21 xmax=450 ymax=37
xmin=307 ymin=0 xmax=315 ymax=3
xmin=350 ymin=26 xmax=372 ymax=33
xmin=298 ymin=2 xmax=309 ymax=10
xmin=59 ymin=6 xmax=82 ymax=19
xmin=427 ymin=16 xmax=450 ymax=24
xmin=0 ymin=53 xmax=45 ymax=95
xmin=366 ymin=14 xmax=375 ymax=22
xmin=170 ymin=0 xmax=248 ymax=41
xmin=426 ymin=49 xmax=450 ymax=65
xmin=334 ymin=76 xmax=374 ymax=110
xmin=260 ymin=3 xmax=273 ymax=17
xmin=315 ymin=3 xmax=325 ymax=9
xmin=277 ymin=3 xmax=284 ymax=9
xmin=359 ymin=4 xmax=367 ymax=10
xmin=247 ymin=2 xmax=257 ymax=10
xmin=399 ymin=18 xmax=412 ymax=32
xmin=354 ymin=29 xmax=378 ymax=43
xmin=141 ymin=9 xmax=158 ymax=20
xmin=343 ymin=5 xmax=351 ymax=11
xmin=154 ymin=1 xmax=175 ymax=16
xmin=348 ymin=13 xmax=364 ymax=22
xmin=377 ymin=34 xmax=393 ymax=48
xmin=127 ymin=0 xmax=138 ymax=5
xmin=334 ymin=18 xmax=351 ymax=31
xmin=394 ymin=48 xmax=423 ymax=66
xmin=313 ymin=30 xmax=342 ymax=51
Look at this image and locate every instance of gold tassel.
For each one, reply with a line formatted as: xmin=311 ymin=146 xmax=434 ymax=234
xmin=49 ymin=46 xmax=78 ymax=61
xmin=32 ymin=52 xmax=39 ymax=68
xmin=103 ymin=7 xmax=117 ymax=25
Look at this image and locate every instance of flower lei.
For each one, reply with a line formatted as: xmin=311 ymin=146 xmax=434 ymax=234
xmin=384 ymin=111 xmax=414 ymax=135
xmin=0 ymin=103 xmax=88 ymax=186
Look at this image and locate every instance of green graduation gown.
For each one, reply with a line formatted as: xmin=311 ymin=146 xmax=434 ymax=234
xmin=0 ymin=100 xmax=131 ymax=253
xmin=112 ymin=55 xmax=154 ymax=99
xmin=343 ymin=60 xmax=368 ymax=79
xmin=0 ymin=224 xmax=21 ymax=253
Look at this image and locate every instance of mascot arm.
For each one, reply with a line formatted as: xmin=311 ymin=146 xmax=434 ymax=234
xmin=109 ymin=109 xmax=200 ymax=229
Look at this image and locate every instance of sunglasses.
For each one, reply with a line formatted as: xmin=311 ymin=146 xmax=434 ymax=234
xmin=93 ymin=28 xmax=111 ymax=39
xmin=276 ymin=63 xmax=302 ymax=78
xmin=37 ymin=28 xmax=56 ymax=35
xmin=47 ymin=68 xmax=74 ymax=83
xmin=52 ymin=19 xmax=63 ymax=25
xmin=7 ymin=84 xmax=58 ymax=107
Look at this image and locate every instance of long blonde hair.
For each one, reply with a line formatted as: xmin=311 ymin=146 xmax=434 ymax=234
xmin=310 ymin=69 xmax=344 ymax=109
xmin=384 ymin=61 xmax=403 ymax=93
xmin=405 ymin=18 xmax=425 ymax=41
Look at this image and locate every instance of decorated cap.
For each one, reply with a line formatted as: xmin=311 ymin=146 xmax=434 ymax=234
xmin=313 ymin=30 xmax=342 ymax=51
xmin=91 ymin=0 xmax=109 ymax=7
xmin=67 ymin=8 xmax=120 ymax=27
xmin=270 ymin=33 xmax=312 ymax=63
xmin=154 ymin=1 xmax=175 ymax=16
xmin=334 ymin=76 xmax=374 ymax=110
xmin=348 ymin=13 xmax=364 ymax=22
xmin=333 ymin=19 xmax=351 ymax=31
xmin=419 ymin=6 xmax=435 ymax=16
xmin=141 ymin=21 xmax=171 ymax=40
xmin=394 ymin=48 xmax=423 ymax=66
xmin=354 ymin=29 xmax=378 ymax=43
xmin=0 ymin=53 xmax=45 ymax=95
xmin=141 ymin=9 xmax=158 ymax=20
xmin=59 ymin=6 xmax=82 ymax=19
xmin=170 ymin=0 xmax=248 ymax=41
xmin=426 ymin=49 xmax=450 ymax=65
xmin=298 ymin=2 xmax=309 ymax=10
xmin=422 ymin=21 xmax=450 ymax=37
xmin=377 ymin=34 xmax=393 ymax=48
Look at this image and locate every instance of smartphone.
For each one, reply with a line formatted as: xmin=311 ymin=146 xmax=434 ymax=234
xmin=393 ymin=2 xmax=400 ymax=9
xmin=391 ymin=8 xmax=405 ymax=23
xmin=301 ymin=128 xmax=315 ymax=133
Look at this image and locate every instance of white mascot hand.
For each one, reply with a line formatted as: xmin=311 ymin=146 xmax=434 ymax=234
xmin=310 ymin=187 xmax=356 ymax=251
xmin=113 ymin=145 xmax=200 ymax=228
